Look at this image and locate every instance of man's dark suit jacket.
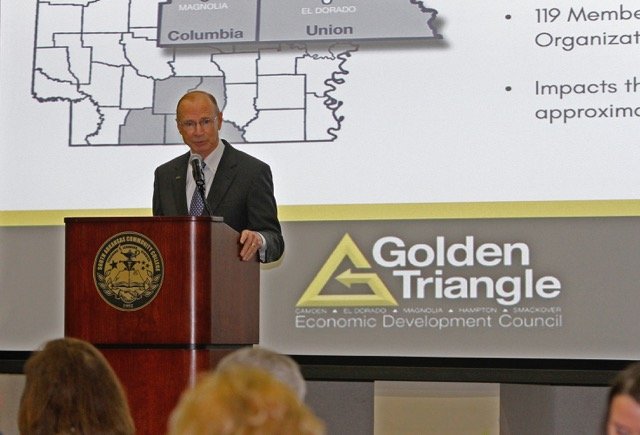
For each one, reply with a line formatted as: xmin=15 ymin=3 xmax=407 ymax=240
xmin=152 ymin=140 xmax=284 ymax=263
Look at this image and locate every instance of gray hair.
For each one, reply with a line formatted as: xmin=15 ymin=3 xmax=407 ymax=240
xmin=216 ymin=346 xmax=306 ymax=400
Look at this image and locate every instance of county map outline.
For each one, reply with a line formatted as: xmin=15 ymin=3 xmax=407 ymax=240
xmin=31 ymin=0 xmax=437 ymax=146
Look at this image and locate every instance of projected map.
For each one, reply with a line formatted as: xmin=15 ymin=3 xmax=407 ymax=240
xmin=31 ymin=0 xmax=439 ymax=146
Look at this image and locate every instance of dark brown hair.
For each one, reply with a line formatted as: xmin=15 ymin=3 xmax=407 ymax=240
xmin=604 ymin=361 xmax=640 ymax=431
xmin=18 ymin=337 xmax=135 ymax=435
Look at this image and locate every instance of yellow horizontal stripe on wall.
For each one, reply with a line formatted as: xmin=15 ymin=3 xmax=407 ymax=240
xmin=2 ymin=200 xmax=640 ymax=227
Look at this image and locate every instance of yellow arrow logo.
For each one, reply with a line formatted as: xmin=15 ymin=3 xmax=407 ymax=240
xmin=296 ymin=233 xmax=398 ymax=307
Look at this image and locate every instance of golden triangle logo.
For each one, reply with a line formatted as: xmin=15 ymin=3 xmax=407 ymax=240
xmin=297 ymin=233 xmax=398 ymax=307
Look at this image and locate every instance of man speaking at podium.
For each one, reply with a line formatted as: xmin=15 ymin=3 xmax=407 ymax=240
xmin=152 ymin=90 xmax=284 ymax=263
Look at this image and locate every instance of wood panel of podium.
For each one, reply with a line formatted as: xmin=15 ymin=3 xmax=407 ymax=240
xmin=64 ymin=217 xmax=259 ymax=435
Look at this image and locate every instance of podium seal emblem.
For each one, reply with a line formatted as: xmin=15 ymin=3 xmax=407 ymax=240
xmin=93 ymin=231 xmax=164 ymax=311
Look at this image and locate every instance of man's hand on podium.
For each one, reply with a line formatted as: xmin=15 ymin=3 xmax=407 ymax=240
xmin=239 ymin=230 xmax=263 ymax=261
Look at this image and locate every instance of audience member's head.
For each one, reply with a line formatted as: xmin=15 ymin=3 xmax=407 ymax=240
xmin=605 ymin=362 xmax=640 ymax=435
xmin=216 ymin=346 xmax=307 ymax=400
xmin=168 ymin=366 xmax=325 ymax=435
xmin=18 ymin=337 xmax=135 ymax=435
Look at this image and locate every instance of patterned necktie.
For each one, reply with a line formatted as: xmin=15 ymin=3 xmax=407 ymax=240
xmin=189 ymin=187 xmax=205 ymax=216
xmin=189 ymin=162 xmax=206 ymax=216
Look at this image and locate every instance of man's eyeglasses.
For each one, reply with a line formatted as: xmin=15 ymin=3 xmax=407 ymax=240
xmin=178 ymin=116 xmax=217 ymax=131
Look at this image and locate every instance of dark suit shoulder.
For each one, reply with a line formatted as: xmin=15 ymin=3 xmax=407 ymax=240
xmin=222 ymin=142 xmax=270 ymax=171
xmin=155 ymin=151 xmax=190 ymax=174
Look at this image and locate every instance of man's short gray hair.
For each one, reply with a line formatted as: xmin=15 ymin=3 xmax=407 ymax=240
xmin=216 ymin=346 xmax=306 ymax=400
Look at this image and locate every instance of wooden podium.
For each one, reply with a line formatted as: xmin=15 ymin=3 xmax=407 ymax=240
xmin=64 ymin=217 xmax=259 ymax=435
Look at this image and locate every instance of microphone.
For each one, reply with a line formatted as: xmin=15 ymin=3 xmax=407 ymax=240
xmin=189 ymin=154 xmax=205 ymax=187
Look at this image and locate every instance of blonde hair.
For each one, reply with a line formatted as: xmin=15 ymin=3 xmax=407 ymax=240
xmin=168 ymin=366 xmax=325 ymax=435
xmin=18 ymin=337 xmax=135 ymax=435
